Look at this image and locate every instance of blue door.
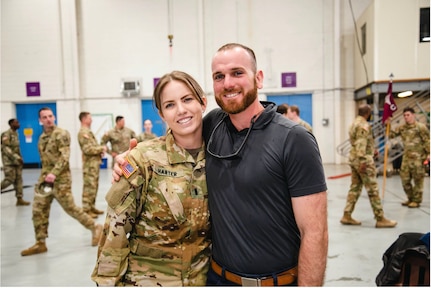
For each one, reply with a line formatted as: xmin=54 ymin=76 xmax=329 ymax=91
xmin=141 ymin=100 xmax=166 ymax=137
xmin=16 ymin=103 xmax=57 ymax=168
xmin=267 ymin=94 xmax=313 ymax=126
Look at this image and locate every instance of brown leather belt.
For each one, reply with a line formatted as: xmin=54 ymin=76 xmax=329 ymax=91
xmin=211 ymin=259 xmax=298 ymax=286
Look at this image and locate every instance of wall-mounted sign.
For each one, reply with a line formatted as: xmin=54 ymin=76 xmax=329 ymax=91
xmin=23 ymin=128 xmax=33 ymax=143
xmin=153 ymin=77 xmax=160 ymax=89
xmin=281 ymin=72 xmax=296 ymax=88
xmin=26 ymin=82 xmax=40 ymax=97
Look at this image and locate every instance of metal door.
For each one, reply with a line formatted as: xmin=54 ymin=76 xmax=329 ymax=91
xmin=16 ymin=103 xmax=57 ymax=168
xmin=267 ymin=94 xmax=312 ymax=126
xmin=141 ymin=99 xmax=166 ymax=137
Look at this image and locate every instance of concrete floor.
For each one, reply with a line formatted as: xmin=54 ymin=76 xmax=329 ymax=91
xmin=1 ymin=164 xmax=429 ymax=286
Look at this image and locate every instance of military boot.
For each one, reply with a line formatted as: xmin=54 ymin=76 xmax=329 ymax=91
xmin=407 ymin=202 xmax=420 ymax=208
xmin=21 ymin=241 xmax=47 ymax=256
xmin=375 ymin=217 xmax=397 ymax=228
xmin=401 ymin=200 xmax=411 ymax=206
xmin=91 ymin=207 xmax=105 ymax=215
xmin=16 ymin=198 xmax=30 ymax=206
xmin=85 ymin=209 xmax=98 ymax=219
xmin=340 ymin=213 xmax=361 ymax=225
xmin=92 ymin=224 xmax=103 ymax=246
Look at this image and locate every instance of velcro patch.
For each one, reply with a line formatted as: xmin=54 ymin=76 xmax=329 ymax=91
xmin=121 ymin=157 xmax=137 ymax=179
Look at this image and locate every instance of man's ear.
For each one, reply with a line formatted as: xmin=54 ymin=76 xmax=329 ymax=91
xmin=256 ymin=70 xmax=264 ymax=89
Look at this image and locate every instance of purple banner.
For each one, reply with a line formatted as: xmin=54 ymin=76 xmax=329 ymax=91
xmin=153 ymin=78 xmax=160 ymax=89
xmin=281 ymin=72 xmax=296 ymax=88
xmin=26 ymin=82 xmax=40 ymax=97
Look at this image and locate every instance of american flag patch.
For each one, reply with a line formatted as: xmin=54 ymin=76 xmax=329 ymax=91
xmin=121 ymin=157 xmax=137 ymax=179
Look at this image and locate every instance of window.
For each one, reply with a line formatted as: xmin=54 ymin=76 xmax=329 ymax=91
xmin=361 ymin=23 xmax=366 ymax=55
xmin=420 ymin=7 xmax=430 ymax=42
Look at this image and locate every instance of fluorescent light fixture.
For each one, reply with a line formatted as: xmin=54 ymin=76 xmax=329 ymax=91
xmin=397 ymin=91 xmax=413 ymax=98
xmin=422 ymin=37 xmax=430 ymax=42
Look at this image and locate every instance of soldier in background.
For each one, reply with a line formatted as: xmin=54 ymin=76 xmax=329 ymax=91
xmin=287 ymin=105 xmax=313 ymax=133
xmin=137 ymin=119 xmax=157 ymax=142
xmin=1 ymin=118 xmax=30 ymax=206
xmin=100 ymin=116 xmax=136 ymax=167
xmin=387 ymin=107 xmax=430 ymax=208
xmin=78 ymin=112 xmax=107 ymax=218
xmin=340 ymin=104 xmax=397 ymax=228
xmin=276 ymin=103 xmax=289 ymax=118
xmin=21 ymin=107 xmax=102 ymax=256
xmin=92 ymin=71 xmax=210 ymax=286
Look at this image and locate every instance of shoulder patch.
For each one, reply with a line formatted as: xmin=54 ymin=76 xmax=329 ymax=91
xmin=121 ymin=157 xmax=138 ymax=179
xmin=360 ymin=124 xmax=369 ymax=132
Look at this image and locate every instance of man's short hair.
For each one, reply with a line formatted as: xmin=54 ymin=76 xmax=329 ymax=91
xmin=289 ymin=105 xmax=300 ymax=116
xmin=8 ymin=118 xmax=17 ymax=126
xmin=38 ymin=107 xmax=53 ymax=117
xmin=115 ymin=116 xmax=124 ymax=123
xmin=79 ymin=112 xmax=90 ymax=121
xmin=217 ymin=43 xmax=258 ymax=73
xmin=276 ymin=104 xmax=289 ymax=114
xmin=403 ymin=107 xmax=415 ymax=114
xmin=358 ymin=104 xmax=371 ymax=117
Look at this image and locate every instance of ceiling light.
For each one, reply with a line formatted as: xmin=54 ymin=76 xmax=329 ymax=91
xmin=397 ymin=91 xmax=413 ymax=98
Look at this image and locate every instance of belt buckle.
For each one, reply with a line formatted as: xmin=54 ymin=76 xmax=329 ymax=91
xmin=241 ymin=276 xmax=262 ymax=286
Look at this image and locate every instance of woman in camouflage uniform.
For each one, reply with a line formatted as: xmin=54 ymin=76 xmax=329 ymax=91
xmin=92 ymin=71 xmax=210 ymax=286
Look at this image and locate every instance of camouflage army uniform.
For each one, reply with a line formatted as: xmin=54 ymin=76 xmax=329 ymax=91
xmin=344 ymin=116 xmax=384 ymax=219
xmin=137 ymin=132 xmax=157 ymax=143
xmin=390 ymin=122 xmax=430 ymax=204
xmin=101 ymin=126 xmax=136 ymax=162
xmin=298 ymin=119 xmax=313 ymax=133
xmin=92 ymin=131 xmax=211 ymax=286
xmin=33 ymin=126 xmax=95 ymax=241
xmin=78 ymin=127 xmax=106 ymax=213
xmin=1 ymin=128 xmax=24 ymax=198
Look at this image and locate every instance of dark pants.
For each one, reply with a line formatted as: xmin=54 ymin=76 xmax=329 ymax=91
xmin=393 ymin=156 xmax=403 ymax=170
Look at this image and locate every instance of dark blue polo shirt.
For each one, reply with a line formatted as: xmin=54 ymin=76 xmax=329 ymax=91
xmin=203 ymin=102 xmax=327 ymax=275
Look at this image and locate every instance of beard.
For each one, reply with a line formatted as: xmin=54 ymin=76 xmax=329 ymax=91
xmin=215 ymin=83 xmax=258 ymax=115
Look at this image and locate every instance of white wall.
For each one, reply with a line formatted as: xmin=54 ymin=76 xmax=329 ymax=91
xmin=374 ymin=0 xmax=430 ymax=80
xmin=354 ymin=0 xmax=430 ymax=86
xmin=7 ymin=0 xmax=419 ymax=168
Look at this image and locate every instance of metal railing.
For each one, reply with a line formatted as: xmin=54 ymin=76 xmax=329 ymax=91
xmin=336 ymin=90 xmax=430 ymax=173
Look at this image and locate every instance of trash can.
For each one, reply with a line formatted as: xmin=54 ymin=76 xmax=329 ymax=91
xmin=100 ymin=158 xmax=108 ymax=169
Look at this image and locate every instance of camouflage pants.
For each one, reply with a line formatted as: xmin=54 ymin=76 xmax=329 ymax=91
xmin=400 ymin=157 xmax=426 ymax=203
xmin=344 ymin=162 xmax=384 ymax=219
xmin=82 ymin=159 xmax=101 ymax=211
xmin=32 ymin=179 xmax=95 ymax=241
xmin=123 ymin=243 xmax=210 ymax=286
xmin=1 ymin=165 xmax=23 ymax=198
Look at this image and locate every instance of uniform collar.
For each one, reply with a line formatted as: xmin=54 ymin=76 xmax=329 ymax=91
xmin=165 ymin=129 xmax=205 ymax=165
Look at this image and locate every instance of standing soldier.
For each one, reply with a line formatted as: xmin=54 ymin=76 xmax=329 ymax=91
xmin=287 ymin=105 xmax=313 ymax=133
xmin=340 ymin=104 xmax=397 ymax=228
xmin=137 ymin=119 xmax=157 ymax=142
xmin=21 ymin=107 xmax=102 ymax=256
xmin=78 ymin=112 xmax=107 ymax=218
xmin=100 ymin=116 xmax=136 ymax=167
xmin=388 ymin=107 xmax=430 ymax=208
xmin=276 ymin=103 xmax=289 ymax=118
xmin=1 ymin=118 xmax=30 ymax=206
